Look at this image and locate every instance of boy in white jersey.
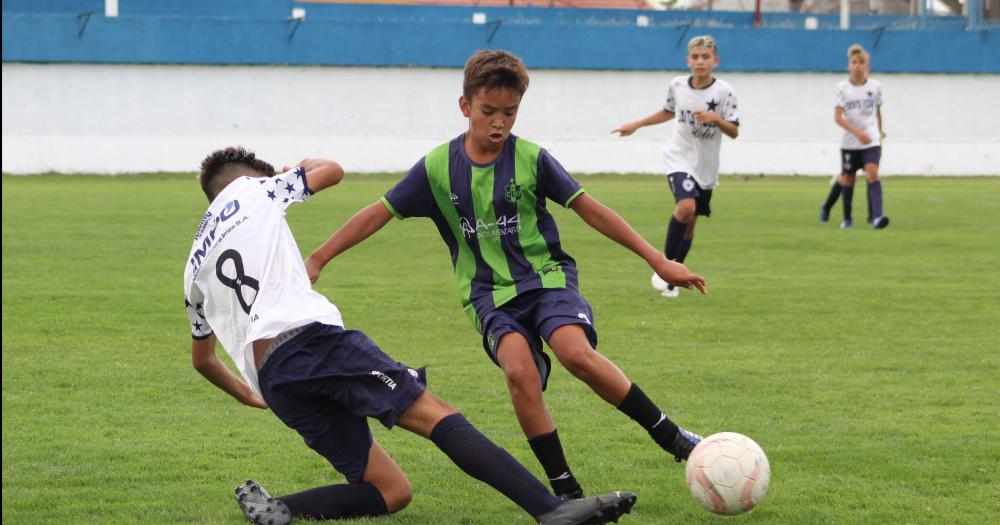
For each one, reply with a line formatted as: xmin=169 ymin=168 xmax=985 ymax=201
xmin=613 ymin=35 xmax=740 ymax=298
xmin=183 ymin=147 xmax=636 ymax=525
xmin=819 ymin=44 xmax=890 ymax=229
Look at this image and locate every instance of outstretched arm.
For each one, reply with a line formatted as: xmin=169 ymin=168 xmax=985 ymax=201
xmin=305 ymin=201 xmax=394 ymax=283
xmin=191 ymin=335 xmax=267 ymax=409
xmin=612 ymin=109 xmax=675 ymax=137
xmin=570 ymin=193 xmax=706 ymax=293
xmin=284 ymin=158 xmax=344 ymax=193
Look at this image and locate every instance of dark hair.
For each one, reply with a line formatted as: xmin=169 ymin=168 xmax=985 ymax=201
xmin=462 ymin=49 xmax=530 ymax=101
xmin=198 ymin=146 xmax=275 ymax=201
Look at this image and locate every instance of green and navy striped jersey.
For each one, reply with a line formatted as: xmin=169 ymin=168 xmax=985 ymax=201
xmin=382 ymin=133 xmax=586 ymax=329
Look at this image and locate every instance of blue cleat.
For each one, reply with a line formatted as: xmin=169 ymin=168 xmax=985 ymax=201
xmin=872 ymin=216 xmax=890 ymax=229
xmin=840 ymin=219 xmax=853 ymax=229
xmin=666 ymin=427 xmax=704 ymax=463
xmin=819 ymin=207 xmax=830 ymax=223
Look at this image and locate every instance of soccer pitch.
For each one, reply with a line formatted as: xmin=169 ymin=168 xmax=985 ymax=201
xmin=3 ymin=173 xmax=998 ymax=524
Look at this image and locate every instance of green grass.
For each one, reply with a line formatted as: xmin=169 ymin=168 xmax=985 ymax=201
xmin=3 ymin=173 xmax=999 ymax=524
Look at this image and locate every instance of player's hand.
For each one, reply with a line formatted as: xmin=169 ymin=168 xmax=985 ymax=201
xmin=304 ymin=254 xmax=322 ymax=284
xmin=857 ymin=132 xmax=872 ymax=145
xmin=880 ymin=130 xmax=887 ymax=140
xmin=693 ymin=111 xmax=720 ymax=124
xmin=651 ymin=258 xmax=707 ymax=295
xmin=243 ymin=394 xmax=268 ymax=409
xmin=612 ymin=123 xmax=639 ymax=137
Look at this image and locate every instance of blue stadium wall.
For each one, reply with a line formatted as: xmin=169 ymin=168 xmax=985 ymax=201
xmin=3 ymin=0 xmax=999 ymax=73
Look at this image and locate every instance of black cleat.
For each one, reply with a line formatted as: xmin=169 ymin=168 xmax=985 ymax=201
xmin=556 ymin=486 xmax=585 ymax=501
xmin=665 ymin=427 xmax=704 ymax=462
xmin=234 ymin=480 xmax=291 ymax=525
xmin=538 ymin=491 xmax=637 ymax=525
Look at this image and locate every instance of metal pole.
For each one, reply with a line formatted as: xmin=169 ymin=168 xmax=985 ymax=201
xmin=967 ymin=0 xmax=983 ymax=29
xmin=840 ymin=0 xmax=850 ymax=29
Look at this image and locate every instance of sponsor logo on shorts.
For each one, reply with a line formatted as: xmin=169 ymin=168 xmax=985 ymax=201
xmin=682 ymin=178 xmax=696 ymax=192
xmin=577 ymin=312 xmax=591 ymax=325
xmin=370 ymin=370 xmax=397 ymax=390
xmin=487 ymin=331 xmax=497 ymax=351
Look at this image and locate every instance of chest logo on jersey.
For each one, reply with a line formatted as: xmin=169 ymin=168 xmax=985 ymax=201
xmin=459 ymin=214 xmax=520 ymax=239
xmin=189 ymin=199 xmax=243 ymax=274
xmin=505 ymin=181 xmax=522 ymax=203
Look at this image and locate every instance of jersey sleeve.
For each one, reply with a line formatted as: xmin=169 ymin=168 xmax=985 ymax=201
xmin=723 ymin=88 xmax=740 ymax=124
xmin=382 ymin=157 xmax=435 ymax=219
xmin=875 ymin=83 xmax=883 ymax=107
xmin=834 ymin=84 xmax=847 ymax=109
xmin=260 ymin=167 xmax=311 ymax=211
xmin=664 ymin=81 xmax=677 ymax=113
xmin=538 ymin=148 xmax=584 ymax=208
xmin=184 ymin=288 xmax=213 ymax=340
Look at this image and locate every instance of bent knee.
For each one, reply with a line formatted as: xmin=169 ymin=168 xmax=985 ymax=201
xmin=381 ymin=480 xmax=413 ymax=513
xmin=555 ymin=345 xmax=597 ymax=378
xmin=674 ymin=201 xmax=696 ymax=222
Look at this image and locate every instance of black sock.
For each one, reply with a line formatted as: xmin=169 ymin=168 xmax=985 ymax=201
xmin=822 ymin=183 xmax=842 ymax=212
xmin=278 ymin=482 xmax=387 ymax=520
xmin=431 ymin=413 xmax=559 ymax=518
xmin=868 ymin=180 xmax=884 ymax=218
xmin=676 ymin=238 xmax=694 ymax=264
xmin=528 ymin=429 xmax=582 ymax=498
xmin=616 ymin=383 xmax=679 ymax=452
xmin=664 ymin=216 xmax=687 ymax=261
xmin=842 ymin=186 xmax=854 ymax=221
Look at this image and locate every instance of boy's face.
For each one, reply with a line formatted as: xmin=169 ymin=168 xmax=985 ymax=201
xmin=848 ymin=55 xmax=869 ymax=81
xmin=460 ymin=87 xmax=521 ymax=149
xmin=686 ymin=46 xmax=719 ymax=76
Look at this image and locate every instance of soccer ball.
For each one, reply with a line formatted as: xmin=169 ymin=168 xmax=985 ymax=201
xmin=685 ymin=432 xmax=771 ymax=515
xmin=650 ymin=272 xmax=669 ymax=292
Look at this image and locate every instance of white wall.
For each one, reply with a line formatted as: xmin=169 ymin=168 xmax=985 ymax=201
xmin=3 ymin=63 xmax=998 ymax=175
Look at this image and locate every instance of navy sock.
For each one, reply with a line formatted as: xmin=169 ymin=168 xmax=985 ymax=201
xmin=868 ymin=180 xmax=884 ymax=218
xmin=842 ymin=186 xmax=854 ymax=221
xmin=278 ymin=482 xmax=387 ymax=520
xmin=528 ymin=429 xmax=582 ymax=498
xmin=822 ymin=183 xmax=842 ymax=212
xmin=665 ymin=216 xmax=687 ymax=261
xmin=676 ymin=238 xmax=694 ymax=264
xmin=431 ymin=413 xmax=559 ymax=518
xmin=616 ymin=383 xmax=680 ymax=452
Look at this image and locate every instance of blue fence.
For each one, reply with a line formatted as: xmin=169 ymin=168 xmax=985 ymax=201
xmin=3 ymin=1 xmax=998 ymax=73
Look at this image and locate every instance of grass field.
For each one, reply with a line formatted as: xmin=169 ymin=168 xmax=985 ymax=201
xmin=3 ymin=173 xmax=999 ymax=524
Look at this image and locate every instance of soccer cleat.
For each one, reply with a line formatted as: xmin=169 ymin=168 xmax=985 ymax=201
xmin=819 ymin=206 xmax=830 ymax=223
xmin=538 ymin=491 xmax=637 ymax=525
xmin=872 ymin=216 xmax=890 ymax=229
xmin=665 ymin=427 xmax=704 ymax=463
xmin=661 ymin=285 xmax=679 ymax=298
xmin=557 ymin=487 xmax=585 ymax=501
xmin=650 ymin=272 xmax=669 ymax=292
xmin=840 ymin=219 xmax=853 ymax=229
xmin=235 ymin=480 xmax=291 ymax=525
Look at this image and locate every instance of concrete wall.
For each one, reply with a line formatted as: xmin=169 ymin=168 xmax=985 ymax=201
xmin=3 ymin=63 xmax=997 ymax=175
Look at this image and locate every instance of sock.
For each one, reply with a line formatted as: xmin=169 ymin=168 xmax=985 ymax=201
xmin=868 ymin=180 xmax=884 ymax=218
xmin=528 ymin=430 xmax=582 ymax=498
xmin=676 ymin=238 xmax=694 ymax=264
xmin=822 ymin=182 xmax=842 ymax=212
xmin=431 ymin=413 xmax=559 ymax=518
xmin=842 ymin=186 xmax=854 ymax=221
xmin=664 ymin=216 xmax=687 ymax=261
xmin=278 ymin=482 xmax=387 ymax=520
xmin=616 ymin=383 xmax=680 ymax=453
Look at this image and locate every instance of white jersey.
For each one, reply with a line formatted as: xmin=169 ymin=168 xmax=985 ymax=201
xmin=182 ymin=167 xmax=343 ymax=396
xmin=835 ymin=78 xmax=882 ymax=150
xmin=662 ymin=76 xmax=740 ymax=190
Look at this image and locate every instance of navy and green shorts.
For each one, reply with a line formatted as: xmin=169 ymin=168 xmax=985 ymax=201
xmin=479 ymin=288 xmax=598 ymax=391
xmin=258 ymin=323 xmax=426 ymax=483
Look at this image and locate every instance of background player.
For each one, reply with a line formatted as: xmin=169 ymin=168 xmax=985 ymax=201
xmin=613 ymin=35 xmax=739 ymax=298
xmin=183 ymin=146 xmax=636 ymax=525
xmin=820 ymin=44 xmax=890 ymax=229
xmin=305 ymin=50 xmax=707 ymax=501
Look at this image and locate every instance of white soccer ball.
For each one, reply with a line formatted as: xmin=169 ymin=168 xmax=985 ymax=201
xmin=650 ymin=272 xmax=669 ymax=292
xmin=685 ymin=432 xmax=771 ymax=515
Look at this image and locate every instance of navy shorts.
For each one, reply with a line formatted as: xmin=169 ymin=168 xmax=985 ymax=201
xmin=258 ymin=323 xmax=426 ymax=483
xmin=668 ymin=172 xmax=713 ymax=217
xmin=841 ymin=146 xmax=881 ymax=175
xmin=479 ymin=288 xmax=598 ymax=391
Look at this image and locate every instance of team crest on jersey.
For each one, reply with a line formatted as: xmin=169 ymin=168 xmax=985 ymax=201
xmin=450 ymin=193 xmax=459 ymax=206
xmin=505 ymin=181 xmax=522 ymax=203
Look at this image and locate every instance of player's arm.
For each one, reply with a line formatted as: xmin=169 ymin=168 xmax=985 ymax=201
xmin=835 ymin=107 xmax=871 ymax=145
xmin=305 ymin=200 xmax=394 ymax=283
xmin=191 ymin=335 xmax=268 ymax=409
xmin=693 ymin=111 xmax=739 ymax=139
xmin=285 ymin=158 xmax=344 ymax=193
xmin=570 ymin=193 xmax=706 ymax=293
xmin=877 ymin=106 xmax=886 ymax=140
xmin=613 ymin=109 xmax=675 ymax=137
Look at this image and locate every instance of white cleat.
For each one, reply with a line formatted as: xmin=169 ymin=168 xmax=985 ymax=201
xmin=661 ymin=285 xmax=679 ymax=298
xmin=650 ymin=272 xmax=669 ymax=292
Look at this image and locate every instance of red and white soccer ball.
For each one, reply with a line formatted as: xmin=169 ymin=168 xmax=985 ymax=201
xmin=685 ymin=432 xmax=771 ymax=515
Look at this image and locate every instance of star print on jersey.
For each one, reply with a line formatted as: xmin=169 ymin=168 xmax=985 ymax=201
xmin=706 ymin=99 xmax=719 ymax=112
xmin=267 ymin=190 xmax=277 ymax=200
xmin=256 ymin=167 xmax=311 ymax=210
xmin=185 ymin=298 xmax=212 ymax=337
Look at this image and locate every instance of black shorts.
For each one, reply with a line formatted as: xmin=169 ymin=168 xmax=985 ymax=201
xmin=668 ymin=172 xmax=713 ymax=217
xmin=258 ymin=323 xmax=426 ymax=483
xmin=840 ymin=146 xmax=881 ymax=175
xmin=479 ymin=288 xmax=598 ymax=391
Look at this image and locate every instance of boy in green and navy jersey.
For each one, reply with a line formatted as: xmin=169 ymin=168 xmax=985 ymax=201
xmin=307 ymin=50 xmax=707 ymax=500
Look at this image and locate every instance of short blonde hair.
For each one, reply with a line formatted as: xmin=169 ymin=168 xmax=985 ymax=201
xmin=687 ymin=35 xmax=718 ymax=54
xmin=848 ymin=44 xmax=870 ymax=64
